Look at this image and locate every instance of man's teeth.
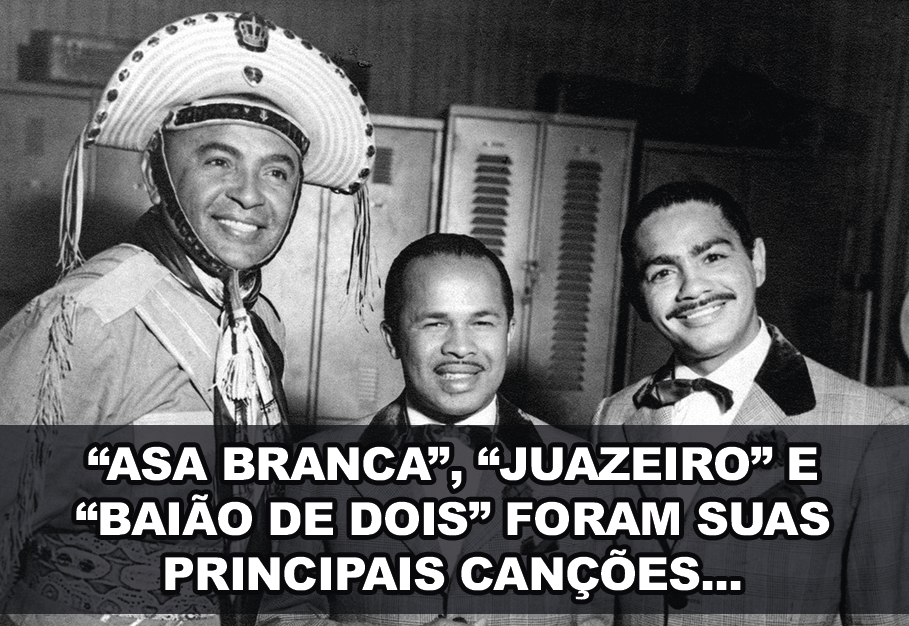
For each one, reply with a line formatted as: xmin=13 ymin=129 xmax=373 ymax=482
xmin=218 ymin=218 xmax=257 ymax=233
xmin=682 ymin=302 xmax=724 ymax=319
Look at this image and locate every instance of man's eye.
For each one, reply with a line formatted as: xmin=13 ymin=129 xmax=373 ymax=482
xmin=267 ymin=168 xmax=290 ymax=181
xmin=646 ymin=268 xmax=672 ymax=283
xmin=705 ymin=253 xmax=727 ymax=263
xmin=205 ymin=157 xmax=229 ymax=167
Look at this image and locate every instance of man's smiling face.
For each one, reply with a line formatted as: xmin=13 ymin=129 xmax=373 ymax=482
xmin=161 ymin=123 xmax=301 ymax=270
xmin=633 ymin=200 xmax=766 ymax=375
xmin=381 ymin=254 xmax=515 ymax=422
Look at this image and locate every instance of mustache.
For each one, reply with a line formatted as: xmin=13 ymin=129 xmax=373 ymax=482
xmin=666 ymin=293 xmax=736 ymax=320
xmin=434 ymin=360 xmax=486 ymax=373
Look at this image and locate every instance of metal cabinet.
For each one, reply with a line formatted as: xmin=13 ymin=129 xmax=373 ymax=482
xmin=266 ymin=115 xmax=445 ymax=423
xmin=440 ymin=105 xmax=636 ymax=425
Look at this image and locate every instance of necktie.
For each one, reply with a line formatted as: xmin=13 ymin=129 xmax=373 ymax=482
xmin=634 ymin=377 xmax=734 ymax=413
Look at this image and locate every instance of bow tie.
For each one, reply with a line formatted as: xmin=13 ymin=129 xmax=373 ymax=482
xmin=634 ymin=377 xmax=734 ymax=413
xmin=406 ymin=424 xmax=495 ymax=450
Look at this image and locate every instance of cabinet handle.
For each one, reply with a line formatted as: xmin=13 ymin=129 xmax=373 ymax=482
xmin=522 ymin=260 xmax=540 ymax=305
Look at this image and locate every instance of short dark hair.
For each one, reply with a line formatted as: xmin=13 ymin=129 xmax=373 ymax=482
xmin=621 ymin=181 xmax=756 ymax=318
xmin=383 ymin=233 xmax=514 ymax=333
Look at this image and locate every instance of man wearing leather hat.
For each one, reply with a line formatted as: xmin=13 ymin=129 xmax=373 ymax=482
xmin=0 ymin=11 xmax=374 ymax=625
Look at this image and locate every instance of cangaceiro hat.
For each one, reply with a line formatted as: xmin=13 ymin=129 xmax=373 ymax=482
xmin=60 ymin=10 xmax=375 ymax=273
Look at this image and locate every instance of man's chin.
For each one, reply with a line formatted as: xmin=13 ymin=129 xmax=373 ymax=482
xmin=213 ymin=252 xmax=268 ymax=272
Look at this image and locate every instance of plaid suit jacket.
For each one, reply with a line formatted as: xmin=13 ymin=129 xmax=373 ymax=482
xmin=259 ymin=394 xmax=613 ymax=626
xmin=590 ymin=326 xmax=909 ymax=626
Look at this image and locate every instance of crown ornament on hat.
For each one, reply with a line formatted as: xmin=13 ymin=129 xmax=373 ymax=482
xmin=59 ymin=11 xmax=376 ymax=307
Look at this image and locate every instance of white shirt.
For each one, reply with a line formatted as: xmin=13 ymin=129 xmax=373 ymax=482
xmin=405 ymin=396 xmax=497 ymax=568
xmin=672 ymin=318 xmax=772 ymax=427
xmin=670 ymin=320 xmax=771 ymax=511
xmin=405 ymin=396 xmax=498 ymax=427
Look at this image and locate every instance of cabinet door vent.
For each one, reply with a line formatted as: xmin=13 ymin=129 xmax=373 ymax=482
xmin=548 ymin=159 xmax=602 ymax=390
xmin=469 ymin=154 xmax=512 ymax=257
xmin=372 ymin=146 xmax=394 ymax=185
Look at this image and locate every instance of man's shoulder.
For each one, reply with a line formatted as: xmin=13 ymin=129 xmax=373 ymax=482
xmin=592 ymin=377 xmax=646 ymax=427
xmin=2 ymin=245 xmax=167 ymax=334
xmin=18 ymin=245 xmax=177 ymax=322
xmin=803 ymin=356 xmax=909 ymax=425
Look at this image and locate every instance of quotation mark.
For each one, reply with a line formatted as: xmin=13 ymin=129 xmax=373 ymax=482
xmin=749 ymin=446 xmax=774 ymax=467
xmin=85 ymin=444 xmax=112 ymax=467
xmin=426 ymin=444 xmax=451 ymax=467
xmin=476 ymin=444 xmax=503 ymax=467
xmin=73 ymin=498 xmax=99 ymax=521
xmin=467 ymin=498 xmax=493 ymax=522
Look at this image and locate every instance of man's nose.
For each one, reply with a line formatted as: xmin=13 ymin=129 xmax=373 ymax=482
xmin=441 ymin=324 xmax=477 ymax=358
xmin=676 ymin=266 xmax=710 ymax=300
xmin=227 ymin=169 xmax=265 ymax=209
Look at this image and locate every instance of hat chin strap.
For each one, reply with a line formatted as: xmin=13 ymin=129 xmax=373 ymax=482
xmin=145 ymin=129 xmax=303 ymax=282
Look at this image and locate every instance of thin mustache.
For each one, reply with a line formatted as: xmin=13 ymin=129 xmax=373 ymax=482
xmin=667 ymin=293 xmax=736 ymax=319
xmin=435 ymin=360 xmax=486 ymax=372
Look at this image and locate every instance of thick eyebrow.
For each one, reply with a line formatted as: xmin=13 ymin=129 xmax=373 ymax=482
xmin=196 ymin=141 xmax=241 ymax=159
xmin=413 ymin=309 xmax=504 ymax=322
xmin=639 ymin=253 xmax=679 ymax=274
xmin=265 ymin=152 xmax=299 ymax=172
xmin=690 ymin=237 xmax=733 ymax=257
xmin=196 ymin=142 xmax=299 ymax=172
xmin=470 ymin=309 xmax=504 ymax=320
xmin=639 ymin=237 xmax=733 ymax=274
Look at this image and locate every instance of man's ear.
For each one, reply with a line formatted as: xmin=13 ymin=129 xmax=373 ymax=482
xmin=380 ymin=320 xmax=400 ymax=360
xmin=140 ymin=150 xmax=162 ymax=205
xmin=751 ymin=237 xmax=767 ymax=288
xmin=505 ymin=317 xmax=516 ymax=356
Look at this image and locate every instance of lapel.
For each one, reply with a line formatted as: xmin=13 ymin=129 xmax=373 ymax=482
xmin=627 ymin=325 xmax=819 ymax=547
xmin=622 ymin=358 xmax=677 ymax=503
xmin=733 ymin=323 xmax=817 ymax=422
xmin=350 ymin=393 xmax=440 ymax=558
xmin=683 ymin=328 xmax=818 ymax=537
xmin=457 ymin=396 xmax=545 ymax=557
xmin=350 ymin=394 xmax=547 ymax=566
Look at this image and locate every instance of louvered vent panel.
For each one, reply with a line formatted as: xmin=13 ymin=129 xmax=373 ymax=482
xmin=470 ymin=154 xmax=512 ymax=257
xmin=548 ymin=160 xmax=602 ymax=390
xmin=372 ymin=146 xmax=394 ymax=185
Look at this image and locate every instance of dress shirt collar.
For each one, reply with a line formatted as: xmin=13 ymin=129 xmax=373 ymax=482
xmin=404 ymin=395 xmax=498 ymax=427
xmin=675 ymin=318 xmax=771 ymax=407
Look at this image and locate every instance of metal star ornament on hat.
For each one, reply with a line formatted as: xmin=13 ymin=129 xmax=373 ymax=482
xmin=59 ymin=10 xmax=376 ymax=290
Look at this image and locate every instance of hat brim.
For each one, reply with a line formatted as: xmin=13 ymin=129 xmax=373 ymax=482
xmin=86 ymin=12 xmax=374 ymax=194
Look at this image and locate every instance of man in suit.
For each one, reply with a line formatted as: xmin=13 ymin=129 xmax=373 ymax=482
xmin=592 ymin=181 xmax=909 ymax=623
xmin=259 ymin=233 xmax=611 ymax=626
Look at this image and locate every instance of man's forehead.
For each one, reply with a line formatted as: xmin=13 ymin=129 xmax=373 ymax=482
xmin=402 ymin=255 xmax=505 ymax=307
xmin=165 ymin=122 xmax=302 ymax=160
xmin=635 ymin=200 xmax=741 ymax=255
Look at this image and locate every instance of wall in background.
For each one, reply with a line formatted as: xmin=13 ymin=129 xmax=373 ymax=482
xmin=0 ymin=0 xmax=897 ymax=120
xmin=1 ymin=0 xmax=908 ymax=384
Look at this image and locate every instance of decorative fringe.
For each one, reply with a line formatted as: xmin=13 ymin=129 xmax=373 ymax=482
xmin=0 ymin=295 xmax=77 ymax=596
xmin=58 ymin=129 xmax=88 ymax=276
xmin=346 ymin=185 xmax=379 ymax=323
xmin=214 ymin=272 xmax=275 ymax=428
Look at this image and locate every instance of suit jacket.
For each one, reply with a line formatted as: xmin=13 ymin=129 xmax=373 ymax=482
xmin=590 ymin=325 xmax=909 ymax=625
xmin=258 ymin=393 xmax=612 ymax=626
